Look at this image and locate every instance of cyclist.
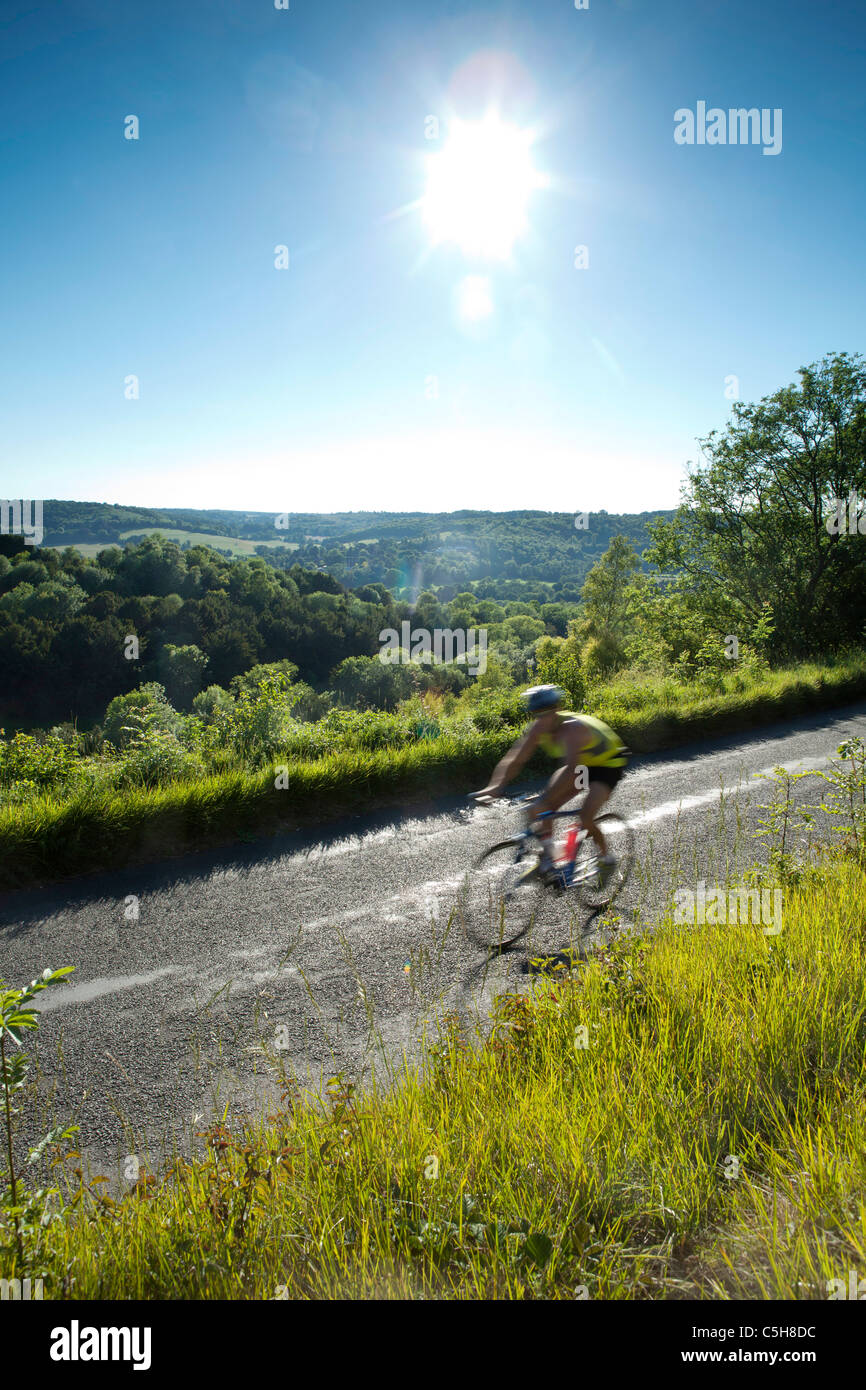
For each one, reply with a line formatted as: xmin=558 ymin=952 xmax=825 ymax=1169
xmin=471 ymin=685 xmax=630 ymax=887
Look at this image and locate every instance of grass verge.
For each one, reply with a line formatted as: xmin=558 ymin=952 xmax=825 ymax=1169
xmin=2 ymin=654 xmax=866 ymax=890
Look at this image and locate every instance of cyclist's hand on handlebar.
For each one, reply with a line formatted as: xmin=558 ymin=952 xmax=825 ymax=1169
xmin=470 ymin=786 xmax=504 ymax=805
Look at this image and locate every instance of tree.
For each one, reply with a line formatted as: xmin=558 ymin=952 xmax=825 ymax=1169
xmin=579 ymin=536 xmax=641 ymax=641
xmin=533 ymin=632 xmax=585 ymax=708
xmin=646 ymin=352 xmax=866 ymax=657
xmin=158 ymin=643 xmax=209 ymax=710
xmin=331 ymin=655 xmax=413 ymax=710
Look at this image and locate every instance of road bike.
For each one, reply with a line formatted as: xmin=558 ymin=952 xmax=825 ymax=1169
xmin=460 ymin=794 xmax=635 ymax=956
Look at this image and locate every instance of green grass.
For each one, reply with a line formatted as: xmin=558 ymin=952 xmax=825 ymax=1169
xmin=591 ymin=652 xmax=866 ymax=744
xmin=2 ymin=652 xmax=866 ymax=889
xmin=5 ymin=851 xmax=865 ymax=1299
xmin=117 ymin=528 xmax=296 ymax=554
xmin=0 ymin=734 xmax=505 ymax=888
xmin=48 ymin=530 xmax=297 ymax=559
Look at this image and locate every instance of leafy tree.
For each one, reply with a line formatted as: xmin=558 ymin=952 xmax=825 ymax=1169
xmin=540 ymin=602 xmax=569 ymax=636
xmin=501 ymin=614 xmax=545 ymax=645
xmin=578 ymin=536 xmax=642 ymax=672
xmin=331 ymin=655 xmax=414 ymax=710
xmin=646 ymin=352 xmax=866 ymax=657
xmin=157 ymin=643 xmax=209 ymax=710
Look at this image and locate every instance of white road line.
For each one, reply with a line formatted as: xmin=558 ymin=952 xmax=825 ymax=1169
xmin=39 ymin=966 xmax=179 ymax=1012
xmin=626 ymin=756 xmax=828 ymax=827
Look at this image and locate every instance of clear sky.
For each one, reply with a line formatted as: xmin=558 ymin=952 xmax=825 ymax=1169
xmin=1 ymin=0 xmax=863 ymax=515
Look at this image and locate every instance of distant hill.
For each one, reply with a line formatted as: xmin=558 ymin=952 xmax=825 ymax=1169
xmin=40 ymin=501 xmax=675 ymax=600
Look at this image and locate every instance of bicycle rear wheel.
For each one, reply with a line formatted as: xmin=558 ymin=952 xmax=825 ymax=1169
xmin=572 ymin=812 xmax=634 ymax=911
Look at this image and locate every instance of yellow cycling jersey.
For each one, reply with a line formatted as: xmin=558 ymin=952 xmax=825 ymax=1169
xmin=537 ymin=712 xmax=628 ymax=767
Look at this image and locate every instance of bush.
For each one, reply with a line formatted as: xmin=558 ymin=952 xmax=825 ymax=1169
xmin=0 ymin=730 xmax=78 ymax=791
xmin=103 ymin=684 xmax=181 ymax=750
xmin=289 ymin=683 xmax=332 ymax=722
xmin=229 ymin=661 xmax=300 ymax=698
xmin=112 ymin=730 xmax=204 ymax=789
xmin=224 ymin=678 xmax=297 ymax=762
xmin=192 ymin=685 xmax=236 ymax=724
xmin=581 ymin=632 xmax=626 ymax=681
xmin=533 ymin=639 xmax=585 ymax=709
xmin=321 ymin=707 xmax=416 ymax=751
xmin=469 ymin=688 xmax=526 ymax=733
xmin=280 ymin=720 xmax=335 ymax=760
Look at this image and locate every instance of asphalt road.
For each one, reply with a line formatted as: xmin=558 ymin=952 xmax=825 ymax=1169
xmin=2 ymin=700 xmax=864 ymax=1187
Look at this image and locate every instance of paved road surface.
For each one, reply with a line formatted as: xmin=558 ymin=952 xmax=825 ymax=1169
xmin=2 ymin=701 xmax=863 ymax=1185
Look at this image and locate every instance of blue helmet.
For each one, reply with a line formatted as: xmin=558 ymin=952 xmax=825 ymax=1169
xmin=523 ymin=684 xmax=566 ymax=714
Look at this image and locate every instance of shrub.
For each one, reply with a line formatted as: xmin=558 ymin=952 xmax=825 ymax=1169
xmin=581 ymin=632 xmax=626 ymax=682
xmin=229 ymin=661 xmax=300 ymax=698
xmin=223 ymin=675 xmax=297 ymax=762
xmin=469 ymin=688 xmax=526 ymax=733
xmin=103 ymin=684 xmax=181 ymax=750
xmin=321 ymin=708 xmax=415 ymax=751
xmin=289 ymin=683 xmax=332 ymax=722
xmin=533 ymin=639 xmax=585 ymax=709
xmin=112 ymin=730 xmax=204 ymax=789
xmin=0 ymin=730 xmax=78 ymax=791
xmin=192 ymin=685 xmax=235 ymax=723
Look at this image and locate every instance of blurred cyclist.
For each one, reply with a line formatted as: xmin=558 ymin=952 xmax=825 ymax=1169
xmin=471 ymin=684 xmax=630 ymax=886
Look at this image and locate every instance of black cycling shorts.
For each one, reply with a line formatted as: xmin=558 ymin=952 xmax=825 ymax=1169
xmin=587 ymin=762 xmax=628 ymax=791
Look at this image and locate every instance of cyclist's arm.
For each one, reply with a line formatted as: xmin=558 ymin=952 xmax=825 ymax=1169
xmin=473 ymin=723 xmax=542 ymax=797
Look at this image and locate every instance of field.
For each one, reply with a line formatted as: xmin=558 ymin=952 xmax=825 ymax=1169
xmin=45 ymin=529 xmax=300 ymax=558
xmin=117 ymin=529 xmax=297 ymax=555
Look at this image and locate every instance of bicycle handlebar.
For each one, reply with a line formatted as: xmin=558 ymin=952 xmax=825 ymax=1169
xmin=469 ymin=791 xmax=534 ymax=808
xmin=468 ymin=792 xmax=582 ymax=820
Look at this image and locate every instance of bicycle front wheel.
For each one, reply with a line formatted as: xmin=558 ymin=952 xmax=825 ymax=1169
xmin=460 ymin=840 xmax=550 ymax=951
xmin=573 ymin=813 xmax=634 ymax=911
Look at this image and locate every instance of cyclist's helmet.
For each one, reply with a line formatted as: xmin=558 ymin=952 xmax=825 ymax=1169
xmin=523 ymin=684 xmax=566 ymax=714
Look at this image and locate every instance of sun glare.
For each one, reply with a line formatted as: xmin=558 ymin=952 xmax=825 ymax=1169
xmin=423 ymin=114 xmax=545 ymax=260
xmin=457 ymin=275 xmax=494 ymax=321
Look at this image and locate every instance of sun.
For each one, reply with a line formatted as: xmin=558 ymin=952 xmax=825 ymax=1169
xmin=422 ymin=114 xmax=545 ymax=260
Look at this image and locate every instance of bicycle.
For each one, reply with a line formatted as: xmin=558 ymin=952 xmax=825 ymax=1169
xmin=460 ymin=794 xmax=635 ymax=956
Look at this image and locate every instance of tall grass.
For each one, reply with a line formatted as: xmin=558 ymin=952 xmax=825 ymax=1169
xmin=4 ymin=850 xmax=864 ymax=1299
xmin=3 ymin=652 xmax=866 ymax=889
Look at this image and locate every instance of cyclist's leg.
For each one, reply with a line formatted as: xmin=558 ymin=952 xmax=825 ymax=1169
xmin=580 ymin=763 xmax=627 ymax=858
xmin=527 ymin=765 xmax=577 ymax=869
xmin=579 ymin=780 xmax=612 ymax=856
xmin=530 ymin=763 xmax=577 ymax=818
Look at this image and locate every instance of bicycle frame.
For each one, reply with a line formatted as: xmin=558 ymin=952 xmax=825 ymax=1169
xmin=519 ymin=809 xmax=595 ymax=886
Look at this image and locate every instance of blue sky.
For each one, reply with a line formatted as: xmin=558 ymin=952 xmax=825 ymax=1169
xmin=1 ymin=0 xmax=863 ymax=514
